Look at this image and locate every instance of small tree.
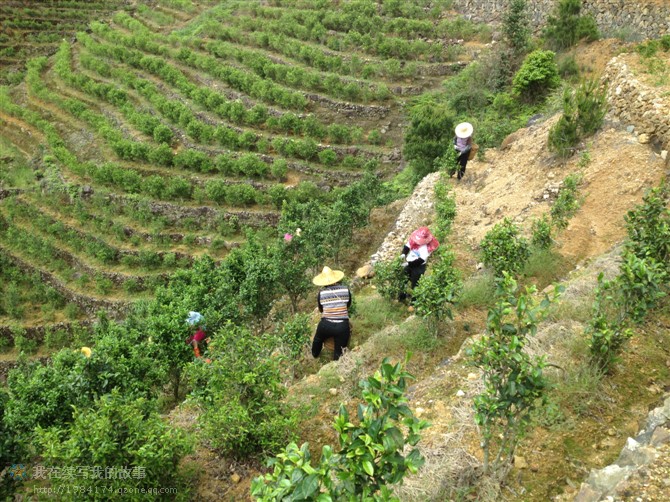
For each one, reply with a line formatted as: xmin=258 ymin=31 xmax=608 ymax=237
xmin=503 ymin=0 xmax=530 ymax=55
xmin=480 ymin=218 xmax=531 ymax=277
xmin=251 ymin=357 xmax=428 ymax=501
xmin=544 ymin=0 xmax=599 ymax=50
xmin=469 ymin=274 xmax=562 ymax=478
xmin=550 ymin=172 xmax=584 ymax=229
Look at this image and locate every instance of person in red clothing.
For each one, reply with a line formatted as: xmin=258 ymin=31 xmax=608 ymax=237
xmin=185 ymin=311 xmax=207 ymax=358
xmin=399 ymin=227 xmax=439 ymax=301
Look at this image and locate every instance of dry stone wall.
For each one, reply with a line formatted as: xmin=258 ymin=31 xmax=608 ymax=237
xmin=453 ymin=0 xmax=670 ymax=39
xmin=603 ymin=55 xmax=670 ymax=151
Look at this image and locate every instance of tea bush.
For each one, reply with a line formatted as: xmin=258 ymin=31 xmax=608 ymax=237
xmin=373 ymin=256 xmax=408 ymax=301
xmin=35 ymin=391 xmax=193 ymax=501
xmin=531 ymin=213 xmax=553 ymax=249
xmin=413 ymin=249 xmax=462 ymax=334
xmin=480 ymin=218 xmax=531 ymax=277
xmin=188 ymin=324 xmax=296 ymax=458
xmin=550 ymin=172 xmax=584 ymax=229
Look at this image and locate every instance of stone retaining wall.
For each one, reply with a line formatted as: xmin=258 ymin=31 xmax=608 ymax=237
xmin=603 ymin=55 xmax=670 ymax=151
xmin=453 ymin=0 xmax=670 ymax=39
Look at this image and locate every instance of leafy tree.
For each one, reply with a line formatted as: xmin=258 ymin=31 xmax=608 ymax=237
xmin=480 ymin=218 xmax=531 ymax=277
xmin=469 ymin=274 xmax=562 ymax=477
xmin=531 ymin=214 xmax=553 ymax=249
xmin=251 ymin=357 xmax=428 ymax=501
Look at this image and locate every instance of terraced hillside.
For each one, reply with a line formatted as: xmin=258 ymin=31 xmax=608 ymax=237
xmin=0 ymin=0 xmax=481 ymax=328
xmin=0 ymin=0 xmax=133 ymax=84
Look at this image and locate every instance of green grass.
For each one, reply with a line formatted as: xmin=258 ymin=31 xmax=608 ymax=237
xmin=522 ymin=248 xmax=572 ymax=290
xmin=350 ymin=293 xmax=407 ymax=347
xmin=458 ymin=272 xmax=496 ymax=309
xmin=0 ymin=139 xmax=35 ymax=189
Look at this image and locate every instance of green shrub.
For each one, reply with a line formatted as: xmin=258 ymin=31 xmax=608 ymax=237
xmin=618 ymin=251 xmax=667 ymax=324
xmin=14 ymin=332 xmax=37 ymax=355
xmin=558 ymin=55 xmax=579 ymax=78
xmin=433 ymin=173 xmax=457 ymax=239
xmin=252 ymin=357 xmax=428 ymax=501
xmin=544 ymin=0 xmax=600 ymax=50
xmin=512 ymin=50 xmax=560 ymax=101
xmin=531 ymin=213 xmax=553 ymax=249
xmin=480 ymin=218 xmax=531 ymax=276
xmin=624 ymin=182 xmax=670 ymax=273
xmin=318 ymin=148 xmax=338 ymax=166
xmin=503 ymin=0 xmax=530 ymax=55
xmin=469 ymin=274 xmax=561 ymax=476
xmin=550 ymin=173 xmax=583 ymax=229
xmin=270 ymin=158 xmax=288 ymax=181
xmin=413 ymin=249 xmax=462 ymax=334
xmin=276 ymin=313 xmax=311 ymax=359
xmin=573 ymin=79 xmax=607 ymax=136
xmin=587 ymin=273 xmax=633 ymax=374
xmin=44 ymin=329 xmax=72 ymax=350
xmin=64 ymin=302 xmax=81 ymax=320
xmin=35 ymin=391 xmax=193 ymax=501
xmin=373 ymin=256 xmax=408 ymax=301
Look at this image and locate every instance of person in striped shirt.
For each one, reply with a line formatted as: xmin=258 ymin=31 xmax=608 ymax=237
xmin=311 ymin=266 xmax=352 ymax=361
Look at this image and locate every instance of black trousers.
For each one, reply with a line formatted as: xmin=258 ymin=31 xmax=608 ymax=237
xmin=312 ymin=318 xmax=350 ymax=361
xmin=399 ymin=263 xmax=426 ymax=301
xmin=457 ymin=151 xmax=469 ymax=179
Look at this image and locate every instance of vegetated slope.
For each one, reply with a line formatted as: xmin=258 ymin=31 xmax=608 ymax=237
xmin=208 ymin=42 xmax=669 ymax=501
xmin=0 ymin=0 xmax=472 ymax=329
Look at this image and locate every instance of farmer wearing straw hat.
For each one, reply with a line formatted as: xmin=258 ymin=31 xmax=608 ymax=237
xmin=311 ymin=266 xmax=352 ymax=361
xmin=454 ymin=122 xmax=474 ymax=180
xmin=399 ymin=227 xmax=440 ymax=301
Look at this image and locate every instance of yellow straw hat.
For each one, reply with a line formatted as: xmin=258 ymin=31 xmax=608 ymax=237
xmin=80 ymin=347 xmax=92 ymax=358
xmin=313 ymin=266 xmax=345 ymax=286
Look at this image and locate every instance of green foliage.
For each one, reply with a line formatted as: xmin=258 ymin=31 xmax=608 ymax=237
xmin=251 ymin=357 xmax=428 ymax=501
xmin=587 ymin=273 xmax=633 ymax=374
xmin=403 ymin=96 xmax=455 ymax=181
xmin=0 ymin=389 xmax=23 ymax=498
xmin=44 ymin=329 xmax=72 ymax=350
xmin=469 ymin=274 xmax=562 ymax=476
xmin=624 ymin=182 xmax=670 ymax=274
xmin=35 ymin=390 xmax=193 ymax=501
xmin=544 ymin=0 xmax=599 ymax=50
xmin=531 ymin=214 xmax=553 ymax=249
xmin=14 ymin=331 xmax=37 ymax=355
xmin=276 ymin=313 xmax=312 ymax=360
xmin=480 ymin=218 xmax=531 ymax=277
xmin=512 ymin=50 xmax=560 ymax=101
xmin=188 ymin=323 xmax=296 ymax=458
xmin=433 ymin=173 xmax=457 ymax=239
xmin=617 ymin=250 xmax=667 ymax=324
xmin=550 ymin=173 xmax=583 ymax=229
xmin=373 ymin=257 xmax=408 ymax=301
xmin=434 ymin=147 xmax=459 ymax=180
xmin=413 ymin=249 xmax=462 ymax=334
xmin=557 ymin=55 xmax=580 ymax=79
xmin=503 ymin=0 xmax=530 ymax=55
